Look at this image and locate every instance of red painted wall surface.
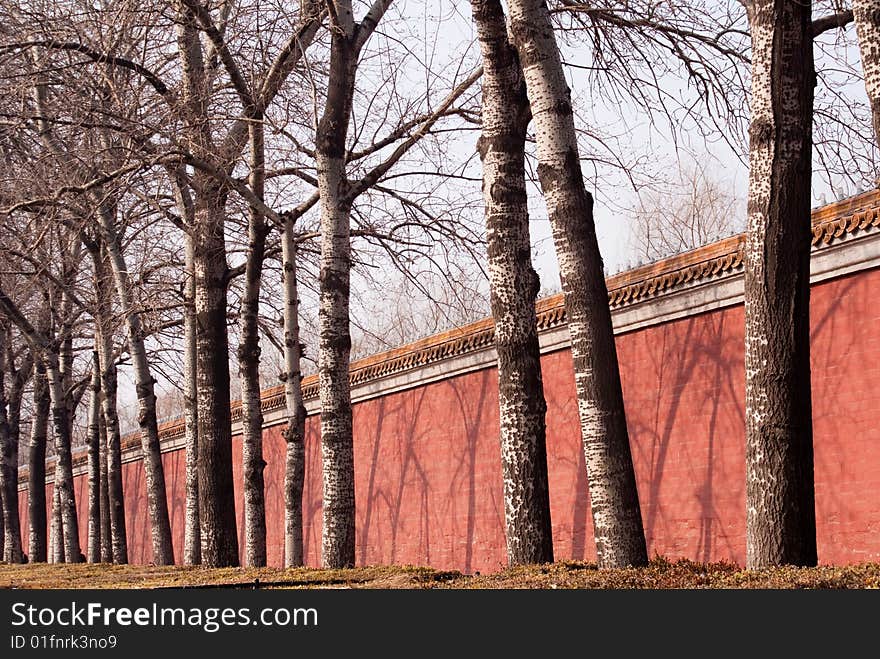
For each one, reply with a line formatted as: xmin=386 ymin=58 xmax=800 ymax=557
xmin=17 ymin=268 xmax=880 ymax=569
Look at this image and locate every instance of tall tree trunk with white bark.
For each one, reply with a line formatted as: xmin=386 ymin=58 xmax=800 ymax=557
xmin=94 ymin=206 xmax=174 ymax=565
xmin=86 ymin=349 xmax=102 ymax=563
xmin=172 ymin=7 xmax=238 ymax=566
xmin=46 ymin=349 xmax=81 ymax=563
xmin=50 ymin=485 xmax=64 ymax=564
xmin=239 ymin=118 xmax=269 ymax=567
xmin=0 ymin=327 xmax=24 ymax=563
xmin=316 ymin=6 xmax=359 ymax=568
xmin=0 ymin=289 xmax=80 ymax=563
xmin=743 ymin=0 xmax=817 ymax=568
xmin=471 ymin=0 xmax=553 ymax=566
xmin=282 ymin=216 xmax=307 ymax=568
xmin=170 ymin=171 xmax=201 ymax=566
xmin=92 ymin=247 xmax=128 ymax=564
xmin=28 ymin=360 xmax=50 ymax=562
xmin=3 ymin=337 xmax=31 ymax=563
xmin=98 ymin=409 xmax=112 ymax=563
xmin=505 ymin=0 xmax=647 ymax=568
xmin=183 ymin=231 xmax=201 ymax=566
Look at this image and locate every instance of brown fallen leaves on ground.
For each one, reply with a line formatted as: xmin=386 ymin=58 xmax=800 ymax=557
xmin=1 ymin=557 xmax=879 ymax=589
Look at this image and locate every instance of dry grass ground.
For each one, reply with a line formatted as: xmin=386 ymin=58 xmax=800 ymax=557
xmin=2 ymin=558 xmax=879 ymax=589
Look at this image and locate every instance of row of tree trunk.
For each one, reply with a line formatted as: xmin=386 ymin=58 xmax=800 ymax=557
xmin=4 ymin=0 xmax=879 ymax=573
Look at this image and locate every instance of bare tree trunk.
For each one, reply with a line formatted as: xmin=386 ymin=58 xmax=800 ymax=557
xmin=182 ymin=231 xmax=201 ymax=566
xmin=98 ymin=408 xmax=112 ymax=563
xmin=316 ymin=18 xmax=359 ymax=568
xmin=854 ymin=0 xmax=880 ymax=153
xmin=0 ymin=288 xmax=80 ymax=562
xmin=239 ymin=118 xmax=268 ymax=567
xmin=171 ymin=2 xmax=238 ymax=568
xmin=3 ymin=337 xmax=31 ymax=563
xmin=0 ymin=328 xmax=24 ymax=563
xmin=194 ymin=183 xmax=239 ymax=568
xmin=282 ymin=216 xmax=307 ymax=568
xmin=743 ymin=0 xmax=817 ymax=569
xmin=94 ymin=207 xmax=174 ymax=565
xmin=506 ymin=0 xmax=647 ymax=568
xmin=86 ymin=349 xmax=102 ymax=563
xmin=28 ymin=360 xmax=49 ymax=563
xmin=46 ymin=350 xmax=81 ymax=563
xmin=169 ymin=0 xmax=325 ymax=568
xmin=169 ymin=168 xmax=201 ymax=566
xmin=93 ymin=249 xmax=128 ymax=564
xmin=50 ymin=484 xmax=64 ymax=564
xmin=471 ymin=0 xmax=553 ymax=566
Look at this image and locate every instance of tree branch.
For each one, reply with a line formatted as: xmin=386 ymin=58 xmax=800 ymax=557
xmin=347 ymin=67 xmax=482 ymax=200
xmin=178 ymin=0 xmax=255 ymax=109
xmin=354 ymin=0 xmax=394 ymax=53
xmin=811 ymin=10 xmax=854 ymax=38
xmin=2 ymin=40 xmax=172 ymax=100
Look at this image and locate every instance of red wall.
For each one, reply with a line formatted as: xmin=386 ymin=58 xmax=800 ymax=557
xmin=18 ymin=267 xmax=880 ymax=570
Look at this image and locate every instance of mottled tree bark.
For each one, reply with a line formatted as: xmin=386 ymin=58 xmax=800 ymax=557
xmin=95 ymin=207 xmax=174 ymax=565
xmin=98 ymin=409 xmax=112 ymax=563
xmin=854 ymin=0 xmax=880 ymax=152
xmin=86 ymin=350 xmax=102 ymax=563
xmin=0 ymin=288 xmax=80 ymax=563
xmin=743 ymin=0 xmax=817 ymax=569
xmin=93 ymin=248 xmax=128 ymax=564
xmin=49 ymin=485 xmax=64 ymax=564
xmin=194 ymin=183 xmax=239 ymax=567
xmin=172 ymin=7 xmax=238 ymax=567
xmin=171 ymin=0 xmax=324 ymax=567
xmin=3 ymin=339 xmax=31 ymax=563
xmin=471 ymin=0 xmax=553 ymax=566
xmin=170 ymin=168 xmax=201 ymax=566
xmin=46 ymin=350 xmax=81 ymax=563
xmin=506 ymin=0 xmax=647 ymax=568
xmin=316 ymin=9 xmax=359 ymax=568
xmin=27 ymin=360 xmax=49 ymax=563
xmin=0 ymin=328 xmax=24 ymax=563
xmin=282 ymin=216 xmax=307 ymax=568
xmin=182 ymin=231 xmax=201 ymax=566
xmin=239 ymin=118 xmax=268 ymax=567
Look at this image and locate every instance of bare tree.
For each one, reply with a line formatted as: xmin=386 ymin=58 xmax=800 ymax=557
xmin=17 ymin=45 xmax=174 ymax=564
xmin=631 ymin=163 xmax=743 ymax=262
xmin=741 ymin=0 xmax=854 ymax=569
xmin=310 ymin=0 xmax=483 ymax=568
xmin=98 ymin=408 xmax=112 ymax=563
xmin=312 ymin=0 xmax=385 ymax=569
xmin=175 ymin=185 xmax=200 ymax=567
xmin=506 ymin=0 xmax=648 ymax=568
xmin=238 ymin=91 xmax=269 ymax=568
xmin=173 ymin=0 xmax=324 ymax=568
xmin=49 ymin=485 xmax=64 ymax=564
xmin=27 ymin=358 xmax=50 ymax=562
xmin=85 ymin=349 xmax=102 ymax=563
xmin=281 ymin=214 xmax=307 ymax=567
xmin=0 ymin=322 xmax=25 ymax=562
xmin=0 ymin=288 xmax=82 ymax=562
xmin=470 ymin=0 xmax=553 ymax=565
xmin=742 ymin=0 xmax=814 ymax=569
xmin=91 ymin=244 xmax=128 ymax=564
